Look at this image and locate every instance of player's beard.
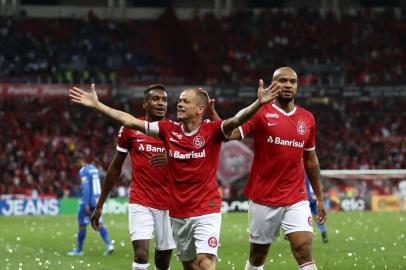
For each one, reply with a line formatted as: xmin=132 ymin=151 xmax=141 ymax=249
xmin=277 ymin=94 xmax=295 ymax=104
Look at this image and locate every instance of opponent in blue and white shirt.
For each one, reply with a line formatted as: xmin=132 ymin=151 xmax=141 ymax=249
xmin=306 ymin=174 xmax=328 ymax=243
xmin=67 ymin=157 xmax=114 ymax=256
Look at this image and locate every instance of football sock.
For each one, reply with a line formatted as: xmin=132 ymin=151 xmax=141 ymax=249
xmin=318 ymin=223 xmax=326 ymax=233
xmin=132 ymin=262 xmax=149 ymax=270
xmin=155 ymin=267 xmax=170 ymax=270
xmin=299 ymin=261 xmax=318 ymax=270
xmin=77 ymin=228 xmax=86 ymax=252
xmin=245 ymin=260 xmax=264 ymax=270
xmin=98 ymin=226 xmax=111 ymax=246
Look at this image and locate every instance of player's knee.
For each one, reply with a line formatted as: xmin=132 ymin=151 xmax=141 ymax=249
xmin=155 ymin=251 xmax=171 ymax=269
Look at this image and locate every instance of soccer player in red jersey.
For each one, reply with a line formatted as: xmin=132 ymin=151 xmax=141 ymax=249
xmin=229 ymin=67 xmax=327 ymax=270
xmin=69 ymin=81 xmax=281 ymax=270
xmin=90 ymin=84 xmax=176 ymax=270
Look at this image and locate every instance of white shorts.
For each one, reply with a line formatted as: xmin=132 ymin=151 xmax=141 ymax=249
xmin=171 ymin=213 xmax=221 ymax=262
xmin=128 ymin=203 xmax=176 ymax=250
xmin=248 ymin=200 xmax=313 ymax=244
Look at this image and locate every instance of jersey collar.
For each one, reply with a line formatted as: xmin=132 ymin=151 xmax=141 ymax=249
xmin=181 ymin=124 xmax=200 ymax=136
xmin=272 ymin=103 xmax=297 ymax=116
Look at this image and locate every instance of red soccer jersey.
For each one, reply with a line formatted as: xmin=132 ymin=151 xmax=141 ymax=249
xmin=241 ymin=103 xmax=316 ymax=206
xmin=146 ymin=119 xmax=224 ymax=218
xmin=117 ymin=116 xmax=170 ymax=209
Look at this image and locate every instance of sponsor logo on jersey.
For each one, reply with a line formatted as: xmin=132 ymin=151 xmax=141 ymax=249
xmin=297 ymin=122 xmax=307 ymax=135
xmin=208 ymin=237 xmax=218 ymax=248
xmin=168 ymin=149 xmax=206 ymax=159
xmin=267 ymin=122 xmax=278 ymax=126
xmin=138 ymin=144 xmax=165 ymax=153
xmin=267 ymin=136 xmax=304 ymax=148
xmin=193 ymin=135 xmax=205 ymax=148
xmin=265 ymin=113 xmax=280 ymax=119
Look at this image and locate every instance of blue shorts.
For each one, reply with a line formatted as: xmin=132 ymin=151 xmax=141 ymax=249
xmin=78 ymin=206 xmax=103 ymax=226
xmin=309 ymin=200 xmax=318 ymax=216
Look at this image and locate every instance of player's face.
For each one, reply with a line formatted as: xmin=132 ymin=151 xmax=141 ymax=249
xmin=144 ymin=90 xmax=167 ymax=120
xmin=274 ymin=71 xmax=298 ymax=103
xmin=177 ymin=90 xmax=202 ymax=121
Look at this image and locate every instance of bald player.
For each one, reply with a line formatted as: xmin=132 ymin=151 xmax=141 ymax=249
xmin=229 ymin=67 xmax=327 ymax=270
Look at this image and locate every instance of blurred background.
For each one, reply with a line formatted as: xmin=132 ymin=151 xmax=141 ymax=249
xmin=0 ymin=0 xmax=405 ymax=213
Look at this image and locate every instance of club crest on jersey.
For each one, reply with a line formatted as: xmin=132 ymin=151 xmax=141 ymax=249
xmin=308 ymin=216 xmax=313 ymax=226
xmin=265 ymin=113 xmax=279 ymax=119
xmin=193 ymin=135 xmax=205 ymax=148
xmin=208 ymin=237 xmax=218 ymax=248
xmin=297 ymin=122 xmax=307 ymax=135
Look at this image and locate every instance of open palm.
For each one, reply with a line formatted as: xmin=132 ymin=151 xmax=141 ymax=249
xmin=257 ymin=79 xmax=281 ymax=105
xmin=69 ymin=83 xmax=99 ymax=108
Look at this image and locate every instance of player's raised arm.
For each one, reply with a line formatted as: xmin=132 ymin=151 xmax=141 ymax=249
xmin=222 ymin=79 xmax=281 ymax=137
xmin=69 ymin=84 xmax=147 ymax=133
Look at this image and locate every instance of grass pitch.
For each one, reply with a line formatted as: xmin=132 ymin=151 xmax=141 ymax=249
xmin=1 ymin=211 xmax=406 ymax=269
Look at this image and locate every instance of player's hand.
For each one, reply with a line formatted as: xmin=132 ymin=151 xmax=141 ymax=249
xmin=257 ymin=79 xmax=281 ymax=105
xmin=316 ymin=200 xmax=327 ymax=224
xmin=69 ymin=83 xmax=100 ymax=109
xmin=90 ymin=206 xmax=103 ymax=231
xmin=199 ymin=87 xmax=221 ymax=120
xmin=149 ymin=154 xmax=167 ymax=166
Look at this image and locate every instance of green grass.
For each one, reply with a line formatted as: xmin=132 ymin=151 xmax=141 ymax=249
xmin=1 ymin=212 xmax=406 ymax=269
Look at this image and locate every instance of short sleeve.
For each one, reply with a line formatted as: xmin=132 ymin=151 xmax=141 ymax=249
xmin=152 ymin=119 xmax=172 ymax=140
xmin=116 ymin=126 xmax=130 ymax=153
xmin=241 ymin=112 xmax=258 ymax=139
xmin=304 ymin=114 xmax=316 ymax=151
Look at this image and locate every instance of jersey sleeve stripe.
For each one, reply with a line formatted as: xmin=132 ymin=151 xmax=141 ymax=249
xmin=238 ymin=126 xmax=244 ymax=140
xmin=220 ymin=121 xmax=232 ymax=138
xmin=116 ymin=145 xmax=129 ymax=153
xmin=145 ymin=121 xmax=159 ymax=136
xmin=304 ymin=146 xmax=316 ymax=151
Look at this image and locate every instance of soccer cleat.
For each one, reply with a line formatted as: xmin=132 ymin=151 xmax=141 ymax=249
xmin=103 ymin=244 xmax=114 ymax=256
xmin=67 ymin=249 xmax=83 ymax=256
xmin=321 ymin=232 xmax=328 ymax=243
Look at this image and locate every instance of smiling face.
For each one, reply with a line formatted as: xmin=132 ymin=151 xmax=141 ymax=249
xmin=143 ymin=89 xmax=167 ymax=121
xmin=272 ymin=67 xmax=298 ymax=103
xmin=176 ymin=89 xmax=207 ymax=121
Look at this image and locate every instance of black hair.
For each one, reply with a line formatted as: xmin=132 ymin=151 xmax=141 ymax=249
xmin=144 ymin=84 xmax=166 ymax=100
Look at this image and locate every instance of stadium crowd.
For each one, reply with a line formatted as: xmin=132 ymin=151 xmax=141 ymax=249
xmin=0 ymin=97 xmax=404 ymax=198
xmin=0 ymin=7 xmax=405 ymax=85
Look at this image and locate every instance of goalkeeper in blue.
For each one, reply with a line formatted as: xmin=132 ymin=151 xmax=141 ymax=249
xmin=306 ymin=174 xmax=328 ymax=243
xmin=67 ymin=156 xmax=114 ymax=256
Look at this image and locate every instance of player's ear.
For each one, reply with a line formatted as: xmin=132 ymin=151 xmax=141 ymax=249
xmin=142 ymin=101 xmax=147 ymax=110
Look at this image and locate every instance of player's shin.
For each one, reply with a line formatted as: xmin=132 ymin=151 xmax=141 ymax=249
xmin=77 ymin=228 xmax=86 ymax=252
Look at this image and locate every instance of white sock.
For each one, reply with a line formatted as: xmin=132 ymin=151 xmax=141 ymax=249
xmin=132 ymin=262 xmax=149 ymax=270
xmin=245 ymin=260 xmax=264 ymax=270
xmin=299 ymin=261 xmax=317 ymax=270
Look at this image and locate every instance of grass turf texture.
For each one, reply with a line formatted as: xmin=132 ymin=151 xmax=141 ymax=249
xmin=1 ymin=211 xmax=406 ymax=269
